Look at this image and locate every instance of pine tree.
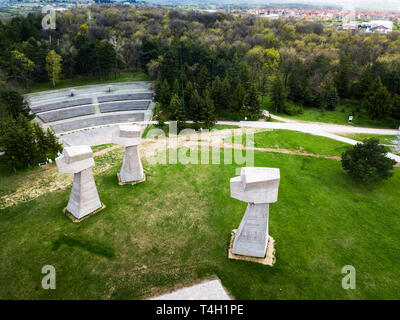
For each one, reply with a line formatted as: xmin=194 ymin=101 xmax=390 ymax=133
xmin=201 ymin=85 xmax=216 ymax=129
xmin=362 ymin=77 xmax=392 ymax=120
xmin=197 ymin=66 xmax=210 ymax=94
xmin=271 ymin=75 xmax=286 ymax=114
xmin=184 ymin=81 xmax=194 ymax=112
xmin=211 ymin=75 xmax=224 ymax=113
xmin=0 ymin=90 xmax=33 ymax=120
xmin=246 ymin=83 xmax=261 ymax=117
xmin=34 ymin=122 xmax=48 ymax=162
xmin=337 ymin=53 xmax=351 ymax=98
xmin=188 ymin=89 xmax=202 ymax=126
xmin=326 ymin=88 xmax=340 ymax=111
xmin=45 ymin=128 xmax=63 ymax=161
xmin=169 ymin=93 xmax=185 ymax=130
xmin=156 ymin=78 xmax=171 ymax=109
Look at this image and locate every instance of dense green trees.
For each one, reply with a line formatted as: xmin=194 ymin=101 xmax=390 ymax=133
xmin=0 ymin=90 xmax=32 ymax=120
xmin=341 ymin=138 xmax=396 ymax=182
xmin=362 ymin=77 xmax=392 ymax=120
xmin=0 ymin=115 xmax=62 ymax=172
xmin=1 ymin=5 xmax=400 ymax=125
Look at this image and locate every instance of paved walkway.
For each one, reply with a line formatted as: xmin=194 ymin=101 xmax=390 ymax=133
xmin=217 ymin=121 xmax=400 ymax=163
xmin=150 ymin=279 xmax=231 ymax=300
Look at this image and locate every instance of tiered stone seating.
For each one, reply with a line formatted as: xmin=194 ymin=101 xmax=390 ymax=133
xmin=98 ymin=93 xmax=153 ymax=103
xmin=31 ymin=98 xmax=93 ymax=113
xmin=51 ymin=113 xmax=145 ymax=134
xmin=27 ymin=83 xmax=154 ymax=134
xmin=38 ymin=105 xmax=95 ymax=123
xmin=100 ymin=101 xmax=150 ymax=113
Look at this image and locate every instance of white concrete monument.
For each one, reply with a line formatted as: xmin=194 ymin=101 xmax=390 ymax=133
xmin=230 ymin=167 xmax=280 ymax=259
xmin=112 ymin=125 xmax=145 ymax=184
xmin=56 ymin=145 xmax=103 ymax=220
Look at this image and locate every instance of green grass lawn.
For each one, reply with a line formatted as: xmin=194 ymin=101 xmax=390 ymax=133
xmin=1 ymin=142 xmax=399 ymax=299
xmin=339 ymin=134 xmax=397 ymax=145
xmin=228 ymin=129 xmax=350 ymax=157
xmin=142 ymin=123 xmax=240 ymax=137
xmin=263 ymin=98 xmax=400 ymax=129
xmin=91 ymin=144 xmax=115 ymax=153
xmin=26 ymin=72 xmax=151 ymax=94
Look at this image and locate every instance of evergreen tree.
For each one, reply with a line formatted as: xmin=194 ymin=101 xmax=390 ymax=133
xmin=0 ymin=90 xmax=32 ymax=120
xmin=156 ymin=78 xmax=171 ymax=109
xmin=342 ymin=138 xmax=396 ymax=182
xmin=169 ymin=93 xmax=185 ymax=130
xmin=221 ymin=75 xmax=234 ymax=111
xmin=0 ymin=115 xmax=37 ymax=171
xmin=326 ymin=88 xmax=340 ymax=111
xmin=197 ymin=66 xmax=210 ymax=94
xmin=391 ymin=94 xmax=400 ymax=120
xmin=362 ymin=77 xmax=392 ymax=120
xmin=201 ymin=85 xmax=216 ymax=129
xmin=271 ymin=75 xmax=286 ymax=114
xmin=184 ymin=81 xmax=194 ymax=111
xmin=337 ymin=53 xmax=351 ymax=98
xmin=44 ymin=127 xmax=63 ymax=161
xmin=211 ymin=75 xmax=224 ymax=113
xmin=246 ymin=83 xmax=261 ymax=117
xmin=188 ymin=89 xmax=202 ymax=126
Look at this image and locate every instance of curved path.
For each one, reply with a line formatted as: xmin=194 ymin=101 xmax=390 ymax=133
xmin=216 ymin=120 xmax=400 ymax=163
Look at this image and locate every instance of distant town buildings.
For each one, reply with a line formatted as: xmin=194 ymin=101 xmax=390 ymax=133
xmin=236 ymin=8 xmax=400 ymax=25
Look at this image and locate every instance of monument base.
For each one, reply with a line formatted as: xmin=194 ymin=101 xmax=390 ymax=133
xmin=117 ymin=173 xmax=146 ymax=185
xmin=228 ymin=229 xmax=275 ymax=266
xmin=63 ymin=203 xmax=106 ymax=223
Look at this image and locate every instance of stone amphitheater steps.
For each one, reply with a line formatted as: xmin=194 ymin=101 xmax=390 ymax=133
xmin=31 ymin=98 xmax=93 ymax=113
xmin=26 ymin=82 xmax=155 ymax=134
xmin=47 ymin=111 xmax=149 ymax=134
xmin=37 ymin=105 xmax=95 ymax=123
xmin=99 ymin=100 xmax=150 ymax=113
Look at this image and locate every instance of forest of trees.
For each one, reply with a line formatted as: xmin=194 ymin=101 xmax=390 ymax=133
xmin=1 ymin=4 xmax=400 ymax=129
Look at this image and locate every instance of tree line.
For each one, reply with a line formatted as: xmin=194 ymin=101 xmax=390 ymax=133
xmin=1 ymin=5 xmax=400 ymax=126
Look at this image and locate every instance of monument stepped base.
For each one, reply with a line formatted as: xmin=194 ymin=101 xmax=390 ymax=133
xmin=63 ymin=203 xmax=106 ymax=223
xmin=228 ymin=229 xmax=275 ymax=266
xmin=117 ymin=173 xmax=146 ymax=185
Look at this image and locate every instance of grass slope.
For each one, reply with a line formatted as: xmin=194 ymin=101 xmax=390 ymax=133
xmin=263 ymin=98 xmax=400 ymax=129
xmin=0 ymin=145 xmax=399 ymax=299
xmin=229 ymin=129 xmax=350 ymax=157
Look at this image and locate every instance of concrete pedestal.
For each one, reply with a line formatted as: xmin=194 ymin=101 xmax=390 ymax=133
xmin=56 ymin=145 xmax=104 ymax=221
xmin=232 ymin=203 xmax=269 ymax=258
xmin=66 ymin=167 xmax=102 ymax=219
xmin=112 ymin=125 xmax=145 ymax=184
xmin=229 ymin=167 xmax=280 ymax=261
xmin=120 ymin=145 xmax=144 ymax=183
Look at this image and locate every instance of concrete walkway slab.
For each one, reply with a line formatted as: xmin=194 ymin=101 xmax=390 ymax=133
xmin=150 ymin=279 xmax=231 ymax=300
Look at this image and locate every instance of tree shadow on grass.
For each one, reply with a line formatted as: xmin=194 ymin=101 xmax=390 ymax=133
xmin=52 ymin=234 xmax=115 ymax=259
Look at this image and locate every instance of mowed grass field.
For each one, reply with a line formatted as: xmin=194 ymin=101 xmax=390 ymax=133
xmin=263 ymin=98 xmax=400 ymax=129
xmin=229 ymin=129 xmax=349 ymax=157
xmin=0 ymin=132 xmax=400 ymax=299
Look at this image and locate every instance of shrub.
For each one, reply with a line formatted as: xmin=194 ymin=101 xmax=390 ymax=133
xmin=341 ymin=138 xmax=396 ymax=182
xmin=285 ymin=104 xmax=304 ymax=115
